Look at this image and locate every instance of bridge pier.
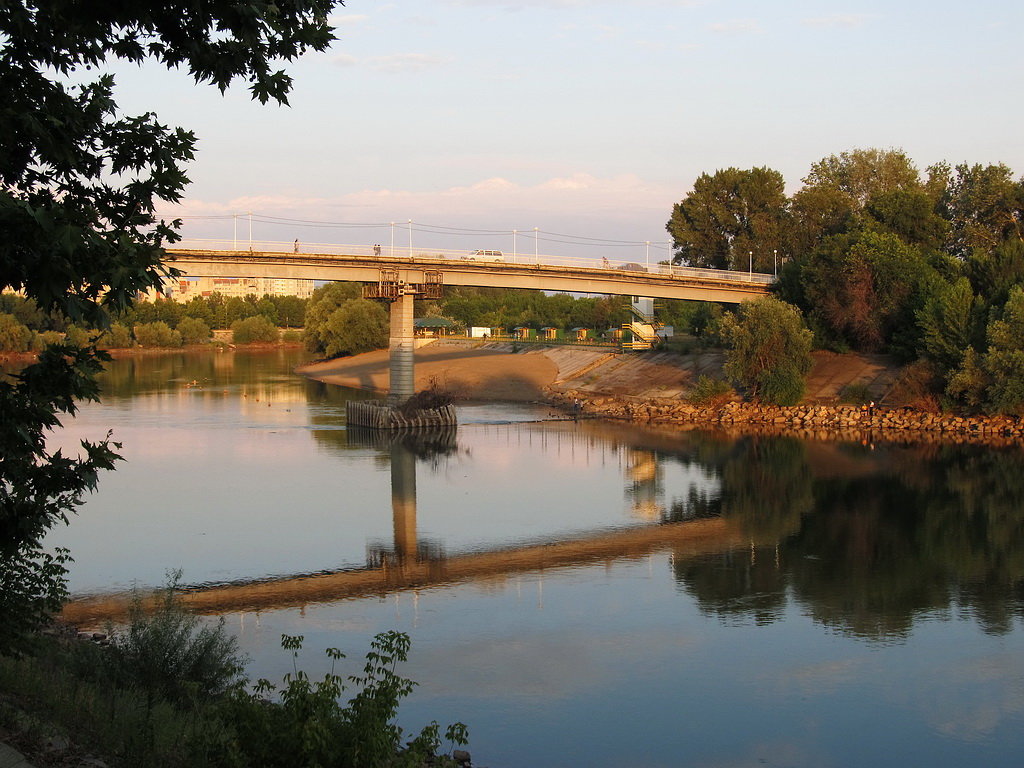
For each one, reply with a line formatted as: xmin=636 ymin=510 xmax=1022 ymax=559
xmin=388 ymin=292 xmax=416 ymax=404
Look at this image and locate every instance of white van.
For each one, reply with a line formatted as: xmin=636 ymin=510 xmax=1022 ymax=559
xmin=465 ymin=249 xmax=504 ymax=261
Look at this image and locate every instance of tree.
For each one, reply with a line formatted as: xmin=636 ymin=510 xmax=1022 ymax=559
xmin=0 ymin=313 xmax=33 ymax=352
xmin=944 ymin=163 xmax=1024 ymax=259
xmin=303 ymin=281 xmax=363 ymax=353
xmin=800 ymin=229 xmax=940 ymax=354
xmin=917 ymin=277 xmax=980 ymax=373
xmin=667 ymin=167 xmax=789 ymax=271
xmin=319 ymin=299 xmax=389 ymax=358
xmin=273 ymin=294 xmax=307 ymax=328
xmin=790 ymin=148 xmax=922 ymax=258
xmin=177 ymin=316 xmax=212 ymax=345
xmin=231 ymin=315 xmax=279 ymax=344
xmin=134 ymin=321 xmax=182 ymax=348
xmin=981 ymin=287 xmax=1024 ymax=414
xmin=719 ymin=297 xmax=813 ymax=405
xmin=0 ymin=0 xmax=339 ymax=652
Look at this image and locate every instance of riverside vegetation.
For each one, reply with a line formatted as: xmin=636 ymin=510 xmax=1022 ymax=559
xmin=0 ymin=575 xmax=469 ymax=767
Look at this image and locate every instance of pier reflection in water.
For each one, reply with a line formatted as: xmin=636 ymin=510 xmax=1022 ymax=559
xmin=38 ymin=350 xmax=1024 ymax=768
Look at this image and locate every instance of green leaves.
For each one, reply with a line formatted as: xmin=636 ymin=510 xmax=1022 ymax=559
xmin=667 ymin=166 xmax=789 ymax=271
xmin=1 ymin=0 xmax=343 ymax=651
xmin=719 ymin=297 xmax=813 ymax=406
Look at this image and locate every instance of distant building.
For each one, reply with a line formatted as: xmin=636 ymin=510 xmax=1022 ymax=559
xmin=161 ymin=276 xmax=316 ymax=301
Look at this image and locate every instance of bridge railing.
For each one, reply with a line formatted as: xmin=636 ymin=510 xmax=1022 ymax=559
xmin=172 ymin=238 xmax=775 ymax=285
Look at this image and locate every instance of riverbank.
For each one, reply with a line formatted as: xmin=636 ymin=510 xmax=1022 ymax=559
xmin=298 ymin=340 xmax=1023 ymax=444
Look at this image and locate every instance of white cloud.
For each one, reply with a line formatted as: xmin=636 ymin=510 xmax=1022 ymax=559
xmin=445 ymin=0 xmax=703 ymax=7
xmin=160 ymin=173 xmax=678 ymax=245
xmin=367 ymin=53 xmax=451 ymax=73
xmin=329 ymin=14 xmax=370 ymax=26
xmin=802 ymin=14 xmax=875 ymax=29
xmin=328 ymin=53 xmax=451 ymax=73
xmin=709 ymin=19 xmax=762 ymax=35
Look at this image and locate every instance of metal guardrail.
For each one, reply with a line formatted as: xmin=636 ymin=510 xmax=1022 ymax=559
xmin=172 ymin=238 xmax=776 ymax=285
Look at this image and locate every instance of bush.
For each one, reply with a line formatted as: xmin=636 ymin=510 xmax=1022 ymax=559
xmin=231 ymin=315 xmax=279 ymax=344
xmin=0 ymin=313 xmax=32 ymax=352
xmin=687 ymin=375 xmax=734 ymax=406
xmin=96 ymin=323 xmax=133 ymax=349
xmin=177 ymin=317 xmax=212 ymax=345
xmin=103 ymin=572 xmax=246 ymax=704
xmin=214 ymin=632 xmax=469 ymax=768
xmin=134 ymin=321 xmax=183 ymax=348
xmin=63 ymin=325 xmax=96 ymax=347
xmin=281 ymin=329 xmax=302 ymax=343
xmin=839 ymin=382 xmax=872 ymax=405
xmin=719 ymin=297 xmax=814 ymax=406
xmin=29 ymin=329 xmax=65 ymax=351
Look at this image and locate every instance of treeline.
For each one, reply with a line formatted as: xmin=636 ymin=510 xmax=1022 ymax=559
xmin=0 ymin=292 xmax=306 ymax=352
xmin=668 ymin=147 xmax=1024 ymax=413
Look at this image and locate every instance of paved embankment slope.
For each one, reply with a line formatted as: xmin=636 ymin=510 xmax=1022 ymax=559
xmin=298 ymin=340 xmax=904 ymax=404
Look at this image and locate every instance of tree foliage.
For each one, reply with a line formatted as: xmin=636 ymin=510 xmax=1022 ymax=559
xmin=319 ymin=299 xmax=389 ymax=358
xmin=667 ymin=167 xmax=788 ymax=271
xmin=719 ymin=297 xmax=813 ymax=405
xmin=0 ymin=0 xmax=340 ymax=650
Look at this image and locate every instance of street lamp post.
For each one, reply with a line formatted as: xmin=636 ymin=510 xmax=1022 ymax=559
xmin=534 ymin=227 xmax=539 ymax=265
xmin=646 ymin=240 xmax=650 ymax=269
xmin=513 ymin=229 xmax=517 ymax=263
xmin=748 ymin=250 xmax=752 ymax=277
xmin=233 ymin=214 xmax=237 ymax=250
xmin=408 ymin=219 xmax=412 ymax=258
xmin=248 ymin=211 xmax=252 ymax=250
xmin=773 ymin=249 xmax=778 ymax=275
xmin=390 ymin=222 xmax=395 ymax=257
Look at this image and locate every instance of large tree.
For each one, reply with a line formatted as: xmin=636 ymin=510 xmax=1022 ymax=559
xmin=790 ymin=148 xmax=923 ymax=258
xmin=942 ymin=163 xmax=1024 ymax=259
xmin=1 ymin=0 xmax=339 ymax=652
xmin=667 ymin=166 xmax=789 ymax=272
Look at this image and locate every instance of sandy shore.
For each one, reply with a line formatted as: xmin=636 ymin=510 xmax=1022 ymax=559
xmin=296 ymin=343 xmax=560 ymax=401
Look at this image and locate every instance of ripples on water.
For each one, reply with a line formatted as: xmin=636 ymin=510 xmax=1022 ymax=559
xmin=35 ymin=349 xmax=1024 ymax=767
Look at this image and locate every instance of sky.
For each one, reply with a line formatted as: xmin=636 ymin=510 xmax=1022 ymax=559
xmin=103 ymin=0 xmax=1024 ymax=259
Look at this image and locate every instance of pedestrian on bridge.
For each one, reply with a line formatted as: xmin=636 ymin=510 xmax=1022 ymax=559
xmin=374 ymin=243 xmax=381 ymax=256
xmin=293 ymin=239 xmax=299 ymax=253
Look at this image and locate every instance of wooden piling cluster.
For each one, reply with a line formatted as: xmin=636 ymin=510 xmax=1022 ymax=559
xmin=345 ymin=400 xmax=457 ymax=429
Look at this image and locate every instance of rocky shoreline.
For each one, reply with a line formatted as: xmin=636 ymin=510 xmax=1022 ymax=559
xmin=547 ymin=389 xmax=1024 ymax=447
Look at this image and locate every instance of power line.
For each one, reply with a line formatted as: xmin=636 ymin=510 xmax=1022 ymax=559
xmin=170 ymin=212 xmax=674 ymax=249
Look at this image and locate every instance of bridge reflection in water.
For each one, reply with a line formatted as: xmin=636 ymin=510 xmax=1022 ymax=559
xmin=61 ymin=423 xmax=745 ymax=626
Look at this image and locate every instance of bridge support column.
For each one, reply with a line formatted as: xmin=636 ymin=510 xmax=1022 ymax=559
xmin=388 ymin=292 xmax=415 ymax=404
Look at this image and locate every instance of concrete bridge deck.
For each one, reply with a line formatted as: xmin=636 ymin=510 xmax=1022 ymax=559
xmin=167 ymin=246 xmax=773 ymax=304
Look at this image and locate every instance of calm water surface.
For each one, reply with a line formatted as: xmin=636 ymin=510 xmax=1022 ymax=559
xmin=41 ymin=349 xmax=1024 ymax=767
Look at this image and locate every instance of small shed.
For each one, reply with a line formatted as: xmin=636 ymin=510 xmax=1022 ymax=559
xmin=512 ymin=326 xmax=532 ymax=339
xmin=414 ymin=316 xmax=456 ymax=337
xmin=571 ymin=327 xmax=589 ymax=341
xmin=540 ymin=327 xmax=558 ymax=340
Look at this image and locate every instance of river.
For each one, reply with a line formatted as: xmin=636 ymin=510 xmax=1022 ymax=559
xmin=40 ymin=348 xmax=1024 ymax=767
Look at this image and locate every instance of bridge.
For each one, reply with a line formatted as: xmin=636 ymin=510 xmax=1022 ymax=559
xmin=167 ymin=240 xmax=774 ymax=401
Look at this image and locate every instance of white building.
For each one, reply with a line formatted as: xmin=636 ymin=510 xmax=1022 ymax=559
xmin=163 ymin=276 xmax=316 ymax=300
